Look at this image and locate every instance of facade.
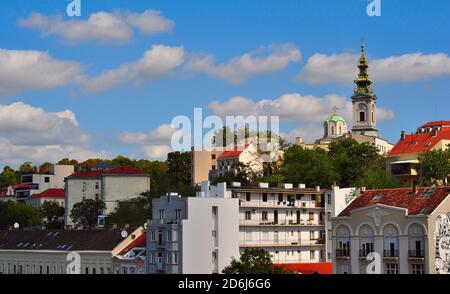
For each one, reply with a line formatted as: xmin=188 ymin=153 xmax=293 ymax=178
xmin=25 ymin=188 xmax=65 ymax=209
xmin=112 ymin=233 xmax=146 ymax=274
xmin=225 ymin=182 xmax=344 ymax=273
xmin=0 ymin=227 xmax=145 ymax=274
xmin=331 ymin=186 xmax=450 ymax=274
xmin=387 ymin=121 xmax=450 ymax=187
xmin=146 ymin=184 xmax=240 ymax=274
xmin=65 ymin=166 xmax=151 ymax=228
xmin=15 ymin=164 xmax=74 ymax=203
xmin=191 ymin=147 xmax=223 ymax=186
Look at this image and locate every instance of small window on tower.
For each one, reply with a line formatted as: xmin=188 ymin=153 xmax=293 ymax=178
xmin=360 ymin=111 xmax=366 ymax=122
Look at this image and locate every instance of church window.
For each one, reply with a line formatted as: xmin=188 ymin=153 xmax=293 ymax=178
xmin=331 ymin=126 xmax=335 ymax=135
xmin=360 ymin=111 xmax=366 ymax=122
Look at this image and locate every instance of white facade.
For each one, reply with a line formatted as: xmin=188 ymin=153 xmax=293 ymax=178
xmin=65 ymin=172 xmax=150 ymax=228
xmin=147 ymin=184 xmax=240 ymax=274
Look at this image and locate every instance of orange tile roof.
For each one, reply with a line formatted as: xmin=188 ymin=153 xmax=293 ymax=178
xmin=218 ymin=144 xmax=249 ymax=159
xmin=69 ymin=166 xmax=148 ymax=178
xmin=28 ymin=188 xmax=65 ymax=199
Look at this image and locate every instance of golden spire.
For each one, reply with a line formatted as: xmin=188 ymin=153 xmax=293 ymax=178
xmin=353 ymin=38 xmax=375 ymax=96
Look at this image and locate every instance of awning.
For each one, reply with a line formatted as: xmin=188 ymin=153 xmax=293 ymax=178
xmin=390 ymin=159 xmax=419 ymax=164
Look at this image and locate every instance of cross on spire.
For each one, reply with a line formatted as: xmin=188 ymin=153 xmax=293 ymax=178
xmin=332 ymin=105 xmax=338 ymax=115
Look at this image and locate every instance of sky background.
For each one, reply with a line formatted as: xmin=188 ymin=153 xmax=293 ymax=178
xmin=0 ymin=0 xmax=449 ymax=167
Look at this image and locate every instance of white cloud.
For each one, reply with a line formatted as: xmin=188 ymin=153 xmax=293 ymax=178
xmin=297 ymin=52 xmax=450 ymax=85
xmin=0 ymin=49 xmax=83 ymax=95
xmin=208 ymin=92 xmax=395 ymax=143
xmin=19 ymin=10 xmax=174 ymax=45
xmin=0 ymin=102 xmax=105 ymax=167
xmin=84 ymin=45 xmax=184 ymax=92
xmin=186 ymin=43 xmax=301 ymax=83
xmin=119 ymin=124 xmax=178 ymax=160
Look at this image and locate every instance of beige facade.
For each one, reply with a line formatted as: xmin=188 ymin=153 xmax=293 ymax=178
xmin=191 ymin=147 xmax=222 ymax=186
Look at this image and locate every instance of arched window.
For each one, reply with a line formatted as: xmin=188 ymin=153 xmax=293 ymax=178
xmin=358 ymin=103 xmax=367 ymax=122
xmin=336 ymin=225 xmax=350 ymax=257
xmin=408 ymin=224 xmax=425 ymax=258
xmin=331 ymin=126 xmax=335 ymax=135
xmin=359 ymin=225 xmax=374 ymax=256
xmin=383 ymin=224 xmax=399 ymax=257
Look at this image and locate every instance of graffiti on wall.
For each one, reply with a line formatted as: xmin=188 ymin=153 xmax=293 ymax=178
xmin=435 ymin=213 xmax=450 ymax=274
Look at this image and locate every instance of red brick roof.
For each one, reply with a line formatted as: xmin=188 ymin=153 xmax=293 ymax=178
xmin=69 ymin=166 xmax=148 ymax=178
xmin=388 ymin=122 xmax=450 ymax=156
xmin=218 ymin=144 xmax=249 ymax=159
xmin=28 ymin=188 xmax=65 ymax=199
xmin=339 ymin=186 xmax=450 ymax=216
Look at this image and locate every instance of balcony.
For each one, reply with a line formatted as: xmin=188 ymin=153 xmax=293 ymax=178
xmin=359 ymin=249 xmax=374 ymax=258
xmin=240 ymin=239 xmax=325 ymax=248
xmin=383 ymin=249 xmax=399 ymax=258
xmin=408 ymin=250 xmax=425 ymax=259
xmin=335 ymin=249 xmax=350 ymax=258
xmin=239 ymin=201 xmax=323 ymax=210
xmin=239 ymin=220 xmax=324 ymax=227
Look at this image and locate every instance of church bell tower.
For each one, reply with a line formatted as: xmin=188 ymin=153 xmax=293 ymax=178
xmin=351 ymin=40 xmax=378 ymax=137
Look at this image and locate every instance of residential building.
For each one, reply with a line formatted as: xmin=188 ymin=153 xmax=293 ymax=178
xmin=146 ymin=184 xmax=240 ymax=274
xmin=0 ymin=227 xmax=145 ymax=274
xmin=0 ymin=184 xmax=27 ymax=202
xmin=112 ymin=233 xmax=146 ymax=274
xmin=65 ymin=166 xmax=151 ymax=228
xmin=387 ymin=121 xmax=450 ymax=187
xmin=191 ymin=147 xmax=222 ymax=186
xmin=224 ymin=182 xmax=336 ymax=274
xmin=331 ymin=186 xmax=450 ymax=274
xmin=15 ymin=164 xmax=74 ymax=203
xmin=25 ymin=188 xmax=65 ymax=209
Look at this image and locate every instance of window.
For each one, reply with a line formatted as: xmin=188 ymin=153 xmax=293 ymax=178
xmin=246 ymin=192 xmax=251 ymax=201
xmin=92 ymin=268 xmax=96 ymax=275
xmin=159 ymin=209 xmax=165 ymax=220
xmin=278 ymin=193 xmax=283 ymax=203
xmin=245 ymin=211 xmax=251 ymax=220
xmin=150 ymin=230 xmax=155 ymax=241
xmin=212 ymin=154 xmax=216 ymax=160
xmin=411 ymin=264 xmax=424 ymax=274
xmin=212 ymin=165 xmax=216 ymax=170
xmin=44 ymin=177 xmax=50 ymax=183
xmin=262 ymin=211 xmax=268 ymax=221
xmin=85 ymin=267 xmax=88 ymax=274
xmin=262 ymin=193 xmax=267 ymax=202
xmin=167 ymin=253 xmax=172 ymax=264
xmin=386 ymin=263 xmax=399 ymax=274
xmin=95 ymin=182 xmax=99 ymax=189
xmin=176 ymin=209 xmax=182 ymax=220
xmin=310 ymin=231 xmax=315 ymax=240
xmin=174 ymin=252 xmax=178 ymax=264
xmin=359 ymin=111 xmax=366 ymax=122
xmin=308 ymin=212 xmax=315 ymax=221
xmin=327 ymin=195 xmax=332 ymax=205
xmin=100 ymin=267 xmax=104 ymax=274
xmin=167 ymin=230 xmax=172 ymax=241
xmin=310 ymin=250 xmax=315 ymax=260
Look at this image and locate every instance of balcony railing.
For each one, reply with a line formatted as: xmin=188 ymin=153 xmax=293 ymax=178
xmin=359 ymin=249 xmax=374 ymax=257
xmin=383 ymin=249 xmax=399 ymax=258
xmin=408 ymin=250 xmax=425 ymax=258
xmin=335 ymin=248 xmax=350 ymax=257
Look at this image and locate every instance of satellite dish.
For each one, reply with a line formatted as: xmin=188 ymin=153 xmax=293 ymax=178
xmin=13 ymin=222 xmax=20 ymax=229
xmin=120 ymin=230 xmax=128 ymax=238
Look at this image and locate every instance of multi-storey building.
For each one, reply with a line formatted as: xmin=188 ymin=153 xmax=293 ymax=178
xmin=65 ymin=166 xmax=151 ymax=228
xmin=331 ymin=186 xmax=450 ymax=274
xmin=14 ymin=164 xmax=74 ymax=203
xmin=191 ymin=147 xmax=222 ymax=186
xmin=226 ymin=182 xmax=332 ymax=273
xmin=387 ymin=121 xmax=450 ymax=187
xmin=0 ymin=227 xmax=145 ymax=274
xmin=146 ymin=185 xmax=240 ymax=274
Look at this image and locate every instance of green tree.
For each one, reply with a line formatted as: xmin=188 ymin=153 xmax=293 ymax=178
xmin=356 ymin=169 xmax=401 ymax=189
xmin=40 ymin=201 xmax=65 ymax=229
xmin=70 ymin=199 xmax=106 ymax=229
xmin=0 ymin=202 xmax=41 ymax=230
xmin=0 ymin=166 xmax=19 ymax=187
xmin=222 ymin=248 xmax=292 ymax=274
xmin=111 ymin=155 xmax=133 ymax=167
xmin=108 ymin=194 xmax=152 ymax=227
xmin=417 ymin=149 xmax=450 ymax=186
xmin=18 ymin=162 xmax=37 ymax=175
xmin=58 ymin=158 xmax=80 ymax=170
xmin=167 ymin=151 xmax=192 ymax=186
xmin=38 ymin=162 xmax=52 ymax=174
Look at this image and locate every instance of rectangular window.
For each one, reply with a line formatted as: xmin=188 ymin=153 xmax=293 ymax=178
xmin=278 ymin=193 xmax=283 ymax=203
xmin=95 ymin=182 xmax=99 ymax=189
xmin=211 ymin=165 xmax=216 ymax=170
xmin=44 ymin=177 xmax=50 ymax=183
xmin=262 ymin=211 xmax=268 ymax=221
xmin=310 ymin=250 xmax=315 ymax=260
xmin=245 ymin=211 xmax=251 ymax=220
xmin=150 ymin=230 xmax=155 ymax=241
xmin=159 ymin=209 xmax=165 ymax=220
xmin=175 ymin=209 xmax=182 ymax=220
xmin=310 ymin=231 xmax=315 ymax=240
xmin=167 ymin=230 xmax=172 ymax=241
xmin=246 ymin=192 xmax=251 ymax=201
xmin=386 ymin=263 xmax=399 ymax=275
xmin=327 ymin=195 xmax=332 ymax=205
xmin=262 ymin=193 xmax=267 ymax=202
xmin=309 ymin=212 xmax=315 ymax=221
xmin=411 ymin=264 xmax=424 ymax=274
xmin=212 ymin=154 xmax=216 ymax=160
xmin=174 ymin=252 xmax=178 ymax=264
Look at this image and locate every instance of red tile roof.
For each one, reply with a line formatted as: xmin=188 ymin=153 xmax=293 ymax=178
xmin=388 ymin=122 xmax=450 ymax=156
xmin=339 ymin=186 xmax=450 ymax=216
xmin=218 ymin=144 xmax=249 ymax=159
xmin=421 ymin=121 xmax=450 ymax=127
xmin=118 ymin=233 xmax=146 ymax=255
xmin=69 ymin=166 xmax=148 ymax=178
xmin=28 ymin=188 xmax=65 ymax=199
xmin=276 ymin=262 xmax=332 ymax=274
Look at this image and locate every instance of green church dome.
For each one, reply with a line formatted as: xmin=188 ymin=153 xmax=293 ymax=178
xmin=326 ymin=114 xmax=346 ymax=123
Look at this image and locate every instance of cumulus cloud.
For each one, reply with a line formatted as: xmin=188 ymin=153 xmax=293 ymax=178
xmin=0 ymin=102 xmax=105 ymax=166
xmin=0 ymin=49 xmax=83 ymax=95
xmin=19 ymin=10 xmax=174 ymax=45
xmin=297 ymin=52 xmax=450 ymax=84
xmin=186 ymin=43 xmax=301 ymax=83
xmin=83 ymin=45 xmax=184 ymax=92
xmin=119 ymin=124 xmax=180 ymax=160
xmin=208 ymin=92 xmax=395 ymax=143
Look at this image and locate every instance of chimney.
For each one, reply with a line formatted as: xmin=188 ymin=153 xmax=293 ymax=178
xmin=400 ymin=131 xmax=406 ymax=140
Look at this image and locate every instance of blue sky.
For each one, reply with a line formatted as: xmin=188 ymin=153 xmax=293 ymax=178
xmin=0 ymin=0 xmax=449 ymax=167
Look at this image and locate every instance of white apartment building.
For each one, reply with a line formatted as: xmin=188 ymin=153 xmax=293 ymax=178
xmin=146 ymin=184 xmax=240 ymax=274
xmin=15 ymin=164 xmax=74 ymax=202
xmin=331 ymin=186 xmax=450 ymax=274
xmin=65 ymin=166 xmax=151 ymax=228
xmin=0 ymin=227 xmax=145 ymax=274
